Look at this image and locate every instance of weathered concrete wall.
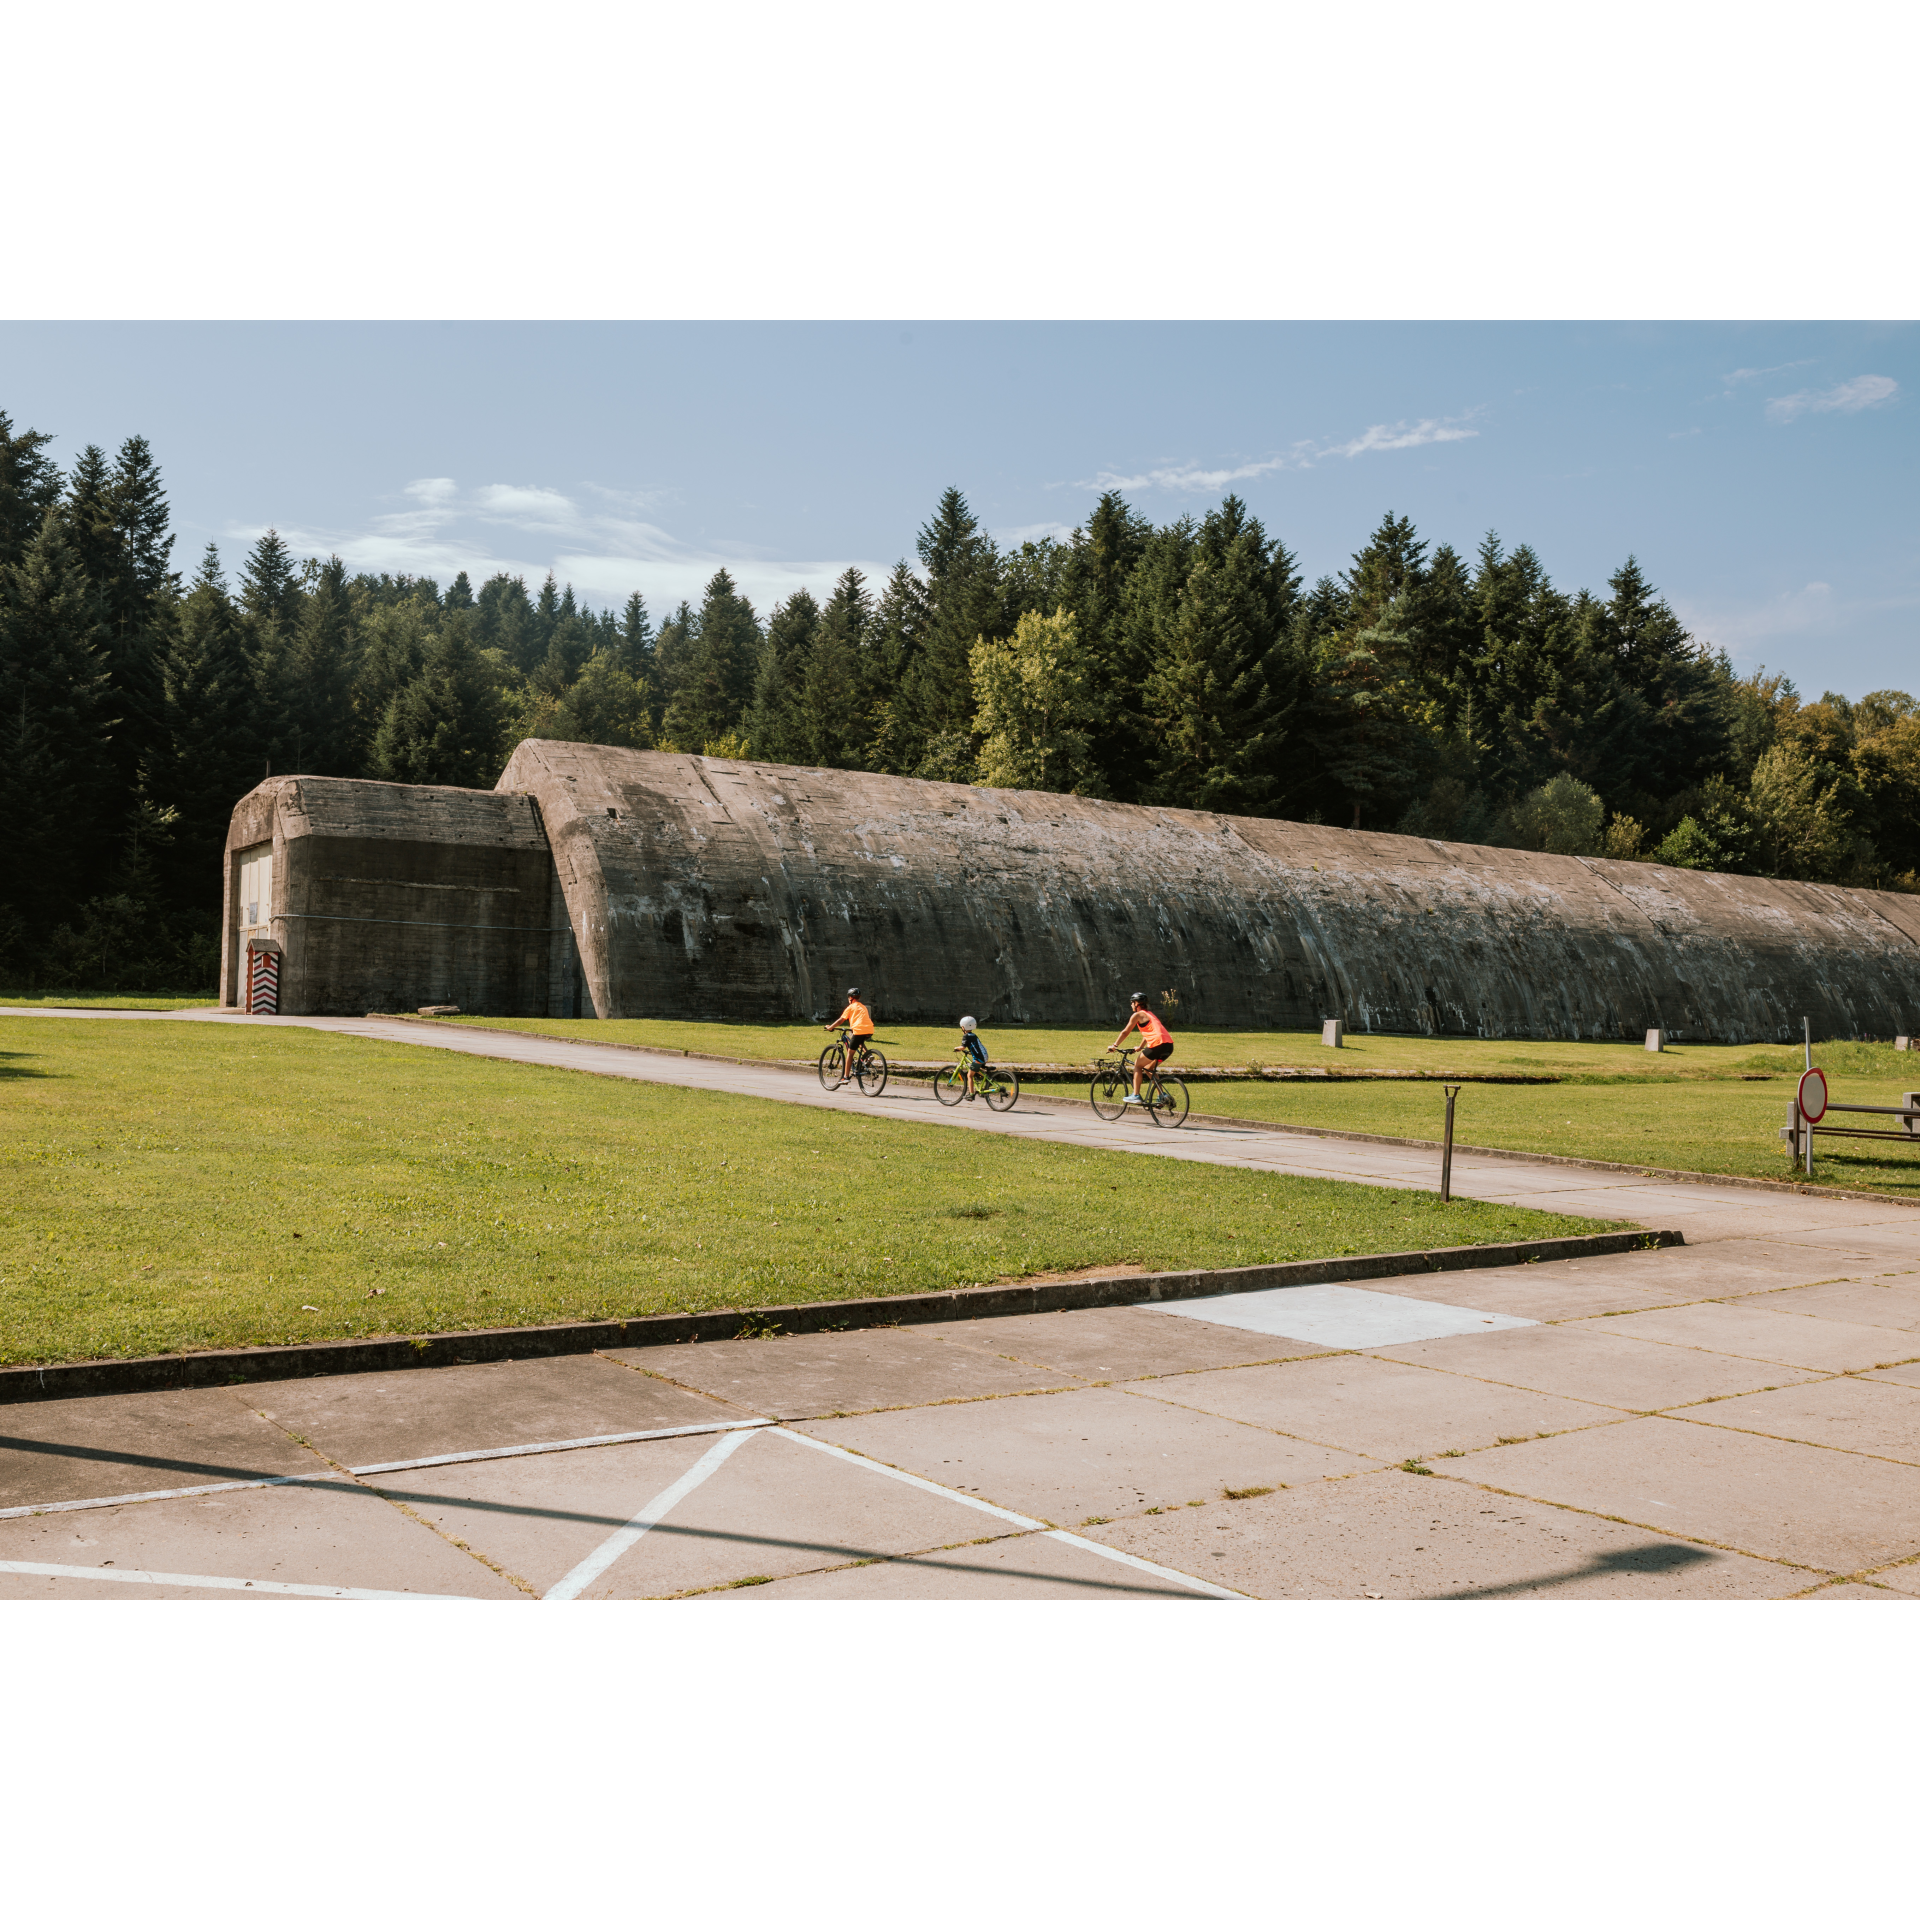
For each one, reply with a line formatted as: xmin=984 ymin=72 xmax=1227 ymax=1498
xmin=220 ymin=777 xmax=582 ymax=1017
xmin=497 ymin=741 xmax=1920 ymax=1041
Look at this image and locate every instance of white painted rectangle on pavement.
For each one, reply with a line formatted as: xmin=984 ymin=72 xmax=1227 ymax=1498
xmin=1143 ymin=1282 xmax=1536 ymax=1348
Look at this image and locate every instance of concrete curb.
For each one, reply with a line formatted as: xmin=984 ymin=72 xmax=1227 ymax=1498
xmin=0 ymin=1228 xmax=1680 ymax=1405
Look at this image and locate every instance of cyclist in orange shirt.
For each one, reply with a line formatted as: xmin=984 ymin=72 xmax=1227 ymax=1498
xmin=1108 ymin=991 xmax=1173 ymax=1105
xmin=824 ymin=987 xmax=876 ymax=1086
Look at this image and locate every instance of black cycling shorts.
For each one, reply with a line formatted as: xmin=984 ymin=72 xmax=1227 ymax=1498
xmin=1143 ymin=1041 xmax=1173 ymax=1061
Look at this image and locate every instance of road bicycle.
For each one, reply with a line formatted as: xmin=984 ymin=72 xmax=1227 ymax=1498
xmin=1090 ymin=1045 xmax=1189 ymax=1127
xmin=818 ymin=1035 xmax=889 ymax=1096
xmin=932 ymin=1048 xmax=1021 ymax=1113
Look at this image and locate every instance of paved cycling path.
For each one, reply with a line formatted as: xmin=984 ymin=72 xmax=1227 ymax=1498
xmin=2 ymin=1004 xmax=1893 ymax=1244
xmin=8 ymin=1008 xmax=1919 ymax=1603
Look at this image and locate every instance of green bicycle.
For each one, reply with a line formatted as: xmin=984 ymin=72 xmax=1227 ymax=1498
xmin=932 ymin=1048 xmax=1021 ymax=1112
xmin=1090 ymin=1045 xmax=1189 ymax=1127
xmin=818 ymin=1035 xmax=889 ymax=1096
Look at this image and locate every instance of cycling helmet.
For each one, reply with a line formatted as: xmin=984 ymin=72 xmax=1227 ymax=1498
xmin=1130 ymin=991 xmax=1149 ymax=1004
xmin=960 ymin=1015 xmax=977 ymax=1030
xmin=847 ymin=987 xmax=862 ymax=997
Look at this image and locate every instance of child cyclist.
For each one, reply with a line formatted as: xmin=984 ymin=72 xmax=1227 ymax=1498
xmin=824 ymin=986 xmax=876 ymax=1086
xmin=956 ymin=1014 xmax=988 ymax=1099
xmin=1108 ymin=991 xmax=1173 ymax=1105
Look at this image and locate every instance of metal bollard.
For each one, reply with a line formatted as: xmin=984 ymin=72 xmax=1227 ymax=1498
xmin=1440 ymin=1084 xmax=1461 ymax=1201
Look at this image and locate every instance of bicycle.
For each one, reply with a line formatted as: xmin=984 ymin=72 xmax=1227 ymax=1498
xmin=1090 ymin=1045 xmax=1189 ymax=1127
xmin=818 ymin=1034 xmax=889 ymax=1096
xmin=932 ymin=1048 xmax=1021 ymax=1113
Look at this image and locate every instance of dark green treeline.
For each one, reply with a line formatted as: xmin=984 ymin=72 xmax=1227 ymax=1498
xmin=3 ymin=412 xmax=1916 ymax=992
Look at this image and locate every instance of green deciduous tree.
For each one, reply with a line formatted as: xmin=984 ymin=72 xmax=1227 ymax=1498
xmin=972 ymin=608 xmax=1103 ymax=794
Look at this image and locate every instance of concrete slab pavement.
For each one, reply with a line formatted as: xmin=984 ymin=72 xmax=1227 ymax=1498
xmin=7 ymin=1007 xmax=1920 ymax=1600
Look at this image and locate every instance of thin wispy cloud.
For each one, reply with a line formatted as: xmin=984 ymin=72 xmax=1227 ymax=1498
xmin=234 ymin=477 xmax=881 ymax=614
xmin=1722 ymin=360 xmax=1815 ymax=384
xmin=1074 ymin=412 xmax=1479 ymax=493
xmin=1766 ymin=374 xmax=1899 ymax=422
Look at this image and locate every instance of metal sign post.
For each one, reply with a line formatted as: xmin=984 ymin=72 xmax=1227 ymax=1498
xmin=1440 ymin=1084 xmax=1461 ymax=1201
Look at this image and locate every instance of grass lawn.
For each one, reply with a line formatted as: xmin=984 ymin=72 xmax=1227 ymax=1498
xmin=0 ymin=1019 xmax=1622 ymax=1368
xmin=1187 ymin=1074 xmax=1920 ymax=1197
xmin=443 ymin=1014 xmax=1912 ymax=1084
xmin=0 ymin=994 xmax=217 ymax=1011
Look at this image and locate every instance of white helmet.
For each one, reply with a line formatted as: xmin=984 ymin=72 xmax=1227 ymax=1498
xmin=959 ymin=1015 xmax=977 ymax=1030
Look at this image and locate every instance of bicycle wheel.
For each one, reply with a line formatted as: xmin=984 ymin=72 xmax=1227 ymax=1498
xmin=984 ymin=1067 xmax=1019 ymax=1113
xmin=856 ymin=1046 xmax=889 ymax=1096
xmin=1148 ymin=1073 xmax=1190 ymax=1128
xmin=818 ymin=1042 xmax=846 ymax=1090
xmin=1091 ymin=1070 xmax=1129 ymax=1121
xmin=933 ymin=1064 xmax=966 ymax=1106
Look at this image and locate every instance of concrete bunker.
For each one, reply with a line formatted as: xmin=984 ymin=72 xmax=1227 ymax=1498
xmin=221 ymin=740 xmax=1920 ymax=1041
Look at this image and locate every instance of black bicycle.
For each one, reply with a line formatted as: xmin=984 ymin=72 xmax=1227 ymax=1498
xmin=933 ymin=1047 xmax=1021 ymax=1112
xmin=1090 ymin=1045 xmax=1189 ymax=1127
xmin=818 ymin=1034 xmax=889 ymax=1096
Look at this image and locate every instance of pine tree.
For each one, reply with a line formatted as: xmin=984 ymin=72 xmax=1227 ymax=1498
xmin=747 ymin=589 xmax=820 ymax=762
xmin=651 ymin=600 xmax=697 ymax=733
xmin=615 ymin=592 xmax=653 ymax=680
xmin=239 ymin=529 xmax=305 ymax=638
xmin=1133 ymin=498 xmax=1299 ymax=815
xmin=0 ymin=413 xmax=61 ymax=570
xmin=0 ymin=513 xmax=117 ymax=937
xmin=664 ymin=570 xmax=760 ymax=749
xmin=445 ymin=570 xmax=475 ymax=611
xmin=370 ymin=615 xmax=503 ymax=786
xmin=864 ymin=562 xmax=931 ymax=773
xmin=272 ymin=555 xmax=359 ymax=773
xmin=148 ymin=546 xmax=263 ymax=910
xmin=901 ymin=488 xmax=1004 ymax=773
xmin=474 ymin=572 xmax=537 ymax=674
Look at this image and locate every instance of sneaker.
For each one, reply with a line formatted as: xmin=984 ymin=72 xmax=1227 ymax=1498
xmin=1123 ymin=1094 xmax=1142 ymax=1105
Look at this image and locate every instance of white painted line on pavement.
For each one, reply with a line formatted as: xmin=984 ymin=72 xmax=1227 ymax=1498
xmin=775 ymin=1427 xmax=1244 ymax=1598
xmin=352 ymin=1417 xmax=772 ymax=1477
xmin=774 ymin=1426 xmax=1046 ymax=1531
xmin=542 ymin=1424 xmax=762 ymax=1601
xmin=0 ymin=1470 xmax=347 ymax=1522
xmin=0 ymin=1558 xmax=477 ymax=1600
xmin=1041 ymin=1531 xmax=1248 ymax=1600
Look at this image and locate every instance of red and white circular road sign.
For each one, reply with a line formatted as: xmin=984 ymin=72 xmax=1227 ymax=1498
xmin=1797 ymin=1067 xmax=1829 ymax=1124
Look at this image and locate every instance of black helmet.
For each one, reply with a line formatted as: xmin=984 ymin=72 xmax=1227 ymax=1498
xmin=847 ymin=987 xmax=862 ymax=997
xmin=1130 ymin=990 xmax=1149 ymax=1004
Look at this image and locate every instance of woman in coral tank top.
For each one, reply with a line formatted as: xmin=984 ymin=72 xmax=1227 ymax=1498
xmin=1108 ymin=991 xmax=1173 ymax=1105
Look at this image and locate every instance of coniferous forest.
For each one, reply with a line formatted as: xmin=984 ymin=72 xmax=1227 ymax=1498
xmin=4 ymin=410 xmax=1918 ymax=993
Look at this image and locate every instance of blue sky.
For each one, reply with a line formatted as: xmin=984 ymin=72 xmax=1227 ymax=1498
xmin=3 ymin=321 xmax=1913 ymax=697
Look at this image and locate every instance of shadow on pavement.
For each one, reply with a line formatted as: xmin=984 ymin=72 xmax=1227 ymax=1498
xmin=1437 ymin=1540 xmax=1716 ymax=1599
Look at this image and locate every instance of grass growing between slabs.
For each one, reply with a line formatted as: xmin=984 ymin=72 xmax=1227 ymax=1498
xmin=441 ymin=1014 xmax=1914 ymax=1084
xmin=0 ymin=1018 xmax=1623 ymax=1368
xmin=1188 ymin=1072 xmax=1920 ymax=1197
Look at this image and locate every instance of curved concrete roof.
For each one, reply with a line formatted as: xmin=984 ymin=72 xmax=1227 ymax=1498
xmin=499 ymin=740 xmax=1920 ymax=1041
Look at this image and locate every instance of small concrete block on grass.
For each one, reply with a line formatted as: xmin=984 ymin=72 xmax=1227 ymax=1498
xmin=1128 ymin=1353 xmax=1625 ymax=1462
xmin=1460 ymin=1417 xmax=1920 ymax=1571
xmin=1382 ymin=1323 xmax=1818 ymax=1411
xmin=230 ymin=1354 xmax=727 ymax=1468
xmin=800 ymin=1387 xmax=1374 ymax=1525
xmin=0 ymin=1479 xmax=514 ymax=1599
xmin=626 ymin=1327 xmax=1054 ymax=1421
xmin=0 ymin=1386 xmax=319 ymax=1509
xmin=1090 ymin=1473 xmax=1806 ymax=1600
